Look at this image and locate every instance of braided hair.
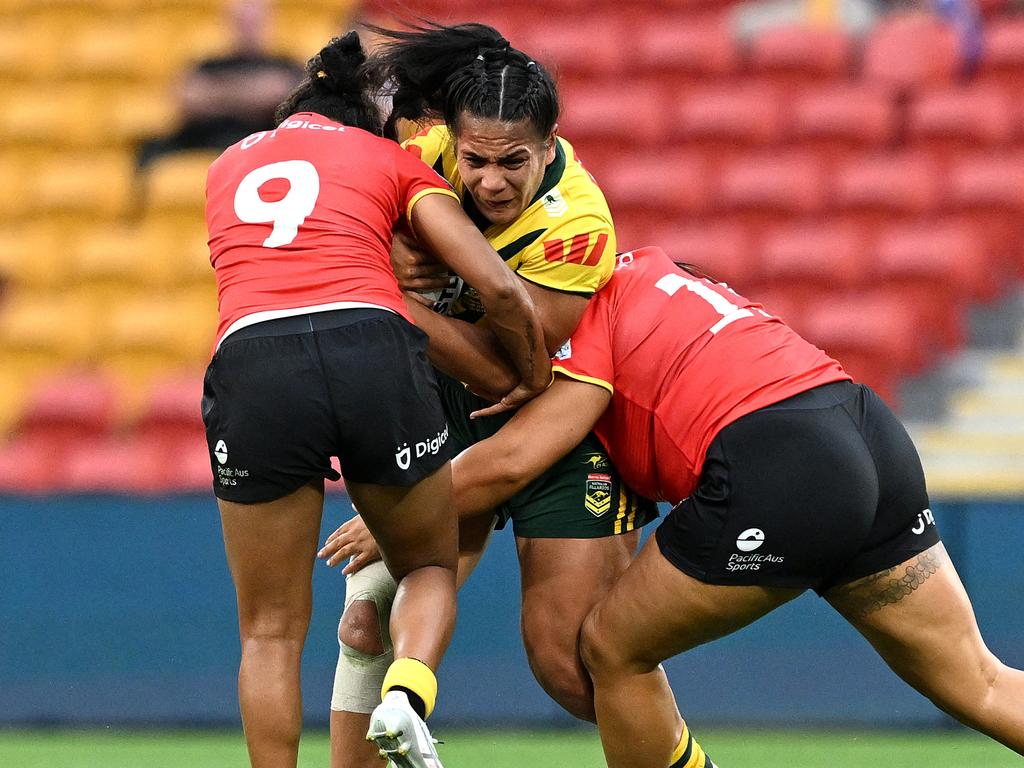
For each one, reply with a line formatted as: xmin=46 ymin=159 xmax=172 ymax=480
xmin=275 ymin=31 xmax=389 ymax=137
xmin=367 ymin=22 xmax=559 ymax=141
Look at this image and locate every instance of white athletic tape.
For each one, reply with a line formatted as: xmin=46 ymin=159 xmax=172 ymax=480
xmin=331 ymin=561 xmax=398 ymax=713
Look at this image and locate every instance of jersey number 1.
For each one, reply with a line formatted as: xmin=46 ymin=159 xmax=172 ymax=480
xmin=655 ymin=273 xmax=754 ymax=335
xmin=233 ymin=160 xmax=320 ymax=248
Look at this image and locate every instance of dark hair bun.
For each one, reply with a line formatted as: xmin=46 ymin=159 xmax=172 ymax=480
xmin=310 ymin=31 xmax=367 ymax=97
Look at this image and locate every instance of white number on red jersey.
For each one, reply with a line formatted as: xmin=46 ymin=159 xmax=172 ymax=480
xmin=233 ymin=160 xmax=320 ymax=248
xmin=655 ymin=273 xmax=754 ymax=334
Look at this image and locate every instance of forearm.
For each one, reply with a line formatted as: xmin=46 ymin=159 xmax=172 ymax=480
xmin=404 ymin=297 xmax=518 ymax=400
xmin=483 ymin=290 xmax=551 ymax=394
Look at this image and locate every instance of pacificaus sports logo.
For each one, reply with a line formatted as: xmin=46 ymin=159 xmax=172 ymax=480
xmin=728 ymin=527 xmax=784 ymax=572
xmin=395 ymin=425 xmax=449 ymax=470
xmin=212 ymin=439 xmax=249 ymax=486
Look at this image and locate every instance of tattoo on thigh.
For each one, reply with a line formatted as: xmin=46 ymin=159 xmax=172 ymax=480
xmin=832 ymin=548 xmax=945 ymax=620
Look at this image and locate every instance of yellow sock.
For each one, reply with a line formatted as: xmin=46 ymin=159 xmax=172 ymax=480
xmin=381 ymin=657 xmax=438 ymax=719
xmin=669 ymin=721 xmax=712 ymax=768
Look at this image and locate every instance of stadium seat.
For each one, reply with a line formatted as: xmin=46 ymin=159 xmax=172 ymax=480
xmin=832 ymin=152 xmax=943 ymax=226
xmin=100 ymin=290 xmax=218 ymax=369
xmin=69 ymin=225 xmax=171 ymax=288
xmin=906 ymin=85 xmax=1016 ymax=161
xmin=758 ymin=222 xmax=868 ymax=305
xmin=977 ymin=18 xmax=1024 ymax=95
xmin=17 ymin=372 xmax=121 ymax=445
xmin=133 ymin=372 xmax=206 ymax=448
xmin=748 ymin=24 xmax=853 ymax=91
xmin=30 ymin=152 xmax=134 ymax=219
xmin=512 ymin=16 xmax=627 ymax=77
xmin=59 ymin=435 xmax=170 ymax=494
xmin=712 ymin=152 xmax=827 ymax=231
xmin=0 ymin=225 xmax=68 ymax=290
xmin=798 ymin=291 xmax=921 ymax=406
xmin=0 ymin=293 xmax=100 ymax=364
xmin=787 ymin=85 xmax=898 ymax=160
xmin=107 ymin=87 xmax=178 ymax=147
xmin=630 ymin=222 xmax=759 ymax=294
xmin=558 ymin=81 xmax=668 ymax=156
xmin=873 ymin=220 xmax=988 ymax=349
xmin=944 ymin=152 xmax=1024 ymax=276
xmin=862 ymin=13 xmax=961 ymax=92
xmin=141 ymin=151 xmax=222 ymax=217
xmin=0 ymin=435 xmax=62 ymax=493
xmin=633 ymin=14 xmax=739 ymax=83
xmin=672 ymin=85 xmax=785 ymax=160
xmin=1 ymin=85 xmax=108 ymax=148
xmin=599 ymin=151 xmax=710 ymax=219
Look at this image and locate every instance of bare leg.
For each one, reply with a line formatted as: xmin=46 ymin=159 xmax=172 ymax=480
xmin=516 ymin=530 xmax=640 ymax=722
xmin=827 ymin=543 xmax=1024 ymax=754
xmin=580 ymin=535 xmax=800 ymax=768
xmin=345 ymin=464 xmax=458 ymax=681
xmin=329 ymin=485 xmax=490 ymax=768
xmin=220 ymin=480 xmax=326 ymax=768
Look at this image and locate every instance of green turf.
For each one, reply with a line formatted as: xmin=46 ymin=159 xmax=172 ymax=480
xmin=0 ymin=727 xmax=1019 ymax=767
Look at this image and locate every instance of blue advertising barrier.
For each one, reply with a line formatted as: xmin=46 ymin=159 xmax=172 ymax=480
xmin=1 ymin=495 xmax=1022 ymax=727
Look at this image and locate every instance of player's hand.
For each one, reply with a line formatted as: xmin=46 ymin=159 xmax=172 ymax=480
xmin=470 ymin=380 xmax=546 ymax=419
xmin=391 ymin=232 xmax=450 ymax=292
xmin=317 ymin=515 xmax=382 ymax=575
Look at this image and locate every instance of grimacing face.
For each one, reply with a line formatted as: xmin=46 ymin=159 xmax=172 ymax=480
xmin=453 ymin=114 xmax=557 ymax=226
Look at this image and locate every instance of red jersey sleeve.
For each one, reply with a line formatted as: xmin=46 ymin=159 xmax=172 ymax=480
xmin=552 ymin=296 xmax=615 ymax=394
xmin=391 ymin=145 xmax=459 ymax=227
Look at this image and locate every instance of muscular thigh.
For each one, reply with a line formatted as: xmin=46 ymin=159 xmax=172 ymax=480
xmin=589 ymin=535 xmax=801 ymax=668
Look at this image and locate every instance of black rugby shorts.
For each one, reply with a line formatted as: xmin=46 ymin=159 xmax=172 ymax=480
xmin=655 ymin=381 xmax=941 ymax=593
xmin=202 ymin=308 xmax=453 ymax=503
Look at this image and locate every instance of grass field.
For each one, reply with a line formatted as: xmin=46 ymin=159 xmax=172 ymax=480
xmin=1 ymin=728 xmax=1020 ymax=767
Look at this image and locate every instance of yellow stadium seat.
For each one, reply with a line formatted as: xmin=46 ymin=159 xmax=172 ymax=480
xmin=108 ymin=87 xmax=179 ymax=145
xmin=99 ymin=288 xmax=218 ymax=367
xmin=0 ymin=365 xmax=36 ymax=439
xmin=1 ymin=85 xmax=105 ymax=147
xmin=0 ymin=224 xmax=68 ymax=289
xmin=140 ymin=218 xmax=215 ymax=287
xmin=141 ymin=151 xmax=219 ymax=215
xmin=0 ymin=152 xmax=31 ymax=219
xmin=0 ymin=16 xmax=61 ymax=79
xmin=0 ymin=291 xmax=100 ymax=363
xmin=271 ymin=9 xmax=345 ymax=59
xmin=68 ymin=223 xmax=171 ymax=287
xmin=30 ymin=151 xmax=135 ymax=218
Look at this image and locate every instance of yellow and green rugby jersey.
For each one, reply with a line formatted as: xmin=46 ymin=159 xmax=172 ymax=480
xmin=402 ymin=124 xmax=616 ymax=322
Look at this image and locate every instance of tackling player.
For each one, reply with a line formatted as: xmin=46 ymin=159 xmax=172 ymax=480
xmin=202 ymin=33 xmax=549 ymax=768
xmin=432 ymin=246 xmax=1024 ymax=767
xmin=320 ymin=22 xmax=658 ymax=768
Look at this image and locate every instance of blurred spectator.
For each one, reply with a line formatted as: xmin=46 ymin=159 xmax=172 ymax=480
xmin=136 ymin=0 xmax=303 ymax=170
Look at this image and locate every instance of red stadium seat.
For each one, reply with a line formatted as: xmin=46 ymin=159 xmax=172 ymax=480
xmin=758 ymin=222 xmax=868 ymax=305
xmin=134 ymin=372 xmax=205 ymax=447
xmin=712 ymin=152 xmax=826 ymax=232
xmin=633 ymin=15 xmax=739 ymax=82
xmin=513 ymin=16 xmax=626 ymax=77
xmin=632 ymin=222 xmax=759 ymax=294
xmin=788 ymin=85 xmax=898 ymax=160
xmin=873 ymin=220 xmax=989 ymax=349
xmin=748 ymin=24 xmax=854 ymax=91
xmin=978 ymin=18 xmax=1024 ymax=95
xmin=862 ymin=13 xmax=961 ymax=92
xmin=673 ymin=85 xmax=785 ymax=160
xmin=59 ymin=435 xmax=168 ymax=494
xmin=798 ymin=291 xmax=921 ymax=407
xmin=559 ymin=81 xmax=668 ymax=160
xmin=832 ymin=152 xmax=943 ymax=226
xmin=906 ymin=85 xmax=1016 ymax=161
xmin=599 ymin=151 xmax=710 ymax=218
xmin=0 ymin=435 xmax=61 ymax=493
xmin=944 ymin=152 xmax=1024 ymax=276
xmin=18 ymin=372 xmax=121 ymax=444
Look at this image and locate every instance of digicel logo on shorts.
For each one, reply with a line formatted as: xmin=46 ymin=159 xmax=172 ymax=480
xmin=394 ymin=426 xmax=449 ymax=470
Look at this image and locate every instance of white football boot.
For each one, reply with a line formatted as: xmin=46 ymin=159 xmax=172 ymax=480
xmin=366 ymin=690 xmax=444 ymax=768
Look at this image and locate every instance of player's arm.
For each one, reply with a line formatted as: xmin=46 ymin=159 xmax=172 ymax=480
xmin=454 ymin=376 xmax=611 ymax=514
xmin=410 ymin=193 xmax=550 ymax=405
xmin=403 ymin=294 xmax=518 ymax=402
